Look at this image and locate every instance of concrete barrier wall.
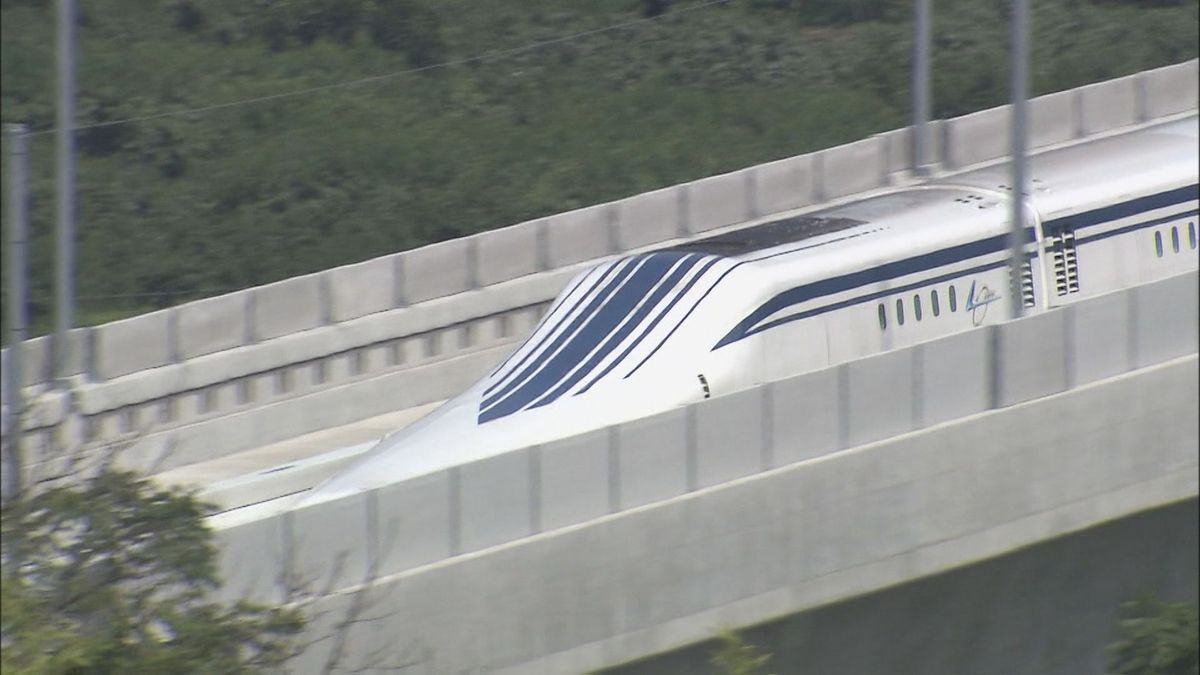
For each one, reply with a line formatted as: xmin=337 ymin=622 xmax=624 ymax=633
xmin=178 ymin=291 xmax=251 ymax=360
xmin=1142 ymin=60 xmax=1200 ymax=119
xmin=327 ymin=254 xmax=398 ymax=323
xmin=617 ymin=186 xmax=683 ymax=250
xmin=943 ymin=105 xmax=1010 ymax=170
xmin=217 ymin=343 xmax=1198 ymax=674
xmin=4 ymin=63 xmax=1195 ymax=466
xmin=476 ymin=222 xmax=545 ymax=287
xmin=93 ymin=309 xmax=175 ymax=380
xmin=212 ymin=271 xmax=1199 ymax=620
xmin=253 ymin=272 xmax=327 ymax=341
xmin=1080 ymin=74 xmax=1140 ymax=135
xmin=818 ymin=137 xmax=888 ymax=200
xmin=400 ymin=238 xmax=476 ymax=305
xmin=545 ymin=204 xmax=616 ymax=268
xmin=685 ymin=169 xmax=754 ymax=234
xmin=753 ymin=153 xmax=815 ymax=216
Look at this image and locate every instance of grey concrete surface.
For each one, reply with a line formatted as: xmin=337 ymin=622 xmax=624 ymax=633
xmin=617 ymin=186 xmax=684 ymax=250
xmin=93 ymin=308 xmax=174 ymax=380
xmin=400 ymin=238 xmax=476 ymax=305
xmin=616 ymin=407 xmax=691 ymax=509
xmin=1143 ymin=59 xmax=1200 ymax=118
xmin=694 ymin=387 xmax=765 ymax=488
xmin=605 ymin=499 xmax=1198 ymax=675
xmin=252 ymin=355 xmax=1197 ymax=674
xmin=766 ymin=367 xmax=839 ymax=466
xmin=374 ymin=469 xmax=454 ymax=578
xmin=545 ymin=203 xmax=617 ymax=268
xmin=1132 ymin=270 xmax=1199 ymax=368
xmin=104 ymin=344 xmax=511 ymax=475
xmin=1030 ymin=88 xmax=1079 ymax=147
xmin=291 ymin=491 xmax=372 ymax=593
xmin=457 ymin=449 xmax=534 ymax=554
xmin=753 ymin=153 xmax=815 ymax=216
xmin=871 ymin=121 xmax=945 ymax=176
xmin=844 ymin=347 xmax=914 ymax=447
xmin=995 ymin=308 xmax=1068 ymax=406
xmin=944 ymin=105 xmax=1009 ymax=170
xmin=818 ymin=136 xmax=887 ymax=200
xmin=10 ymin=334 xmax=51 ymax=387
xmin=685 ymin=169 xmax=752 ymax=234
xmin=327 ymin=254 xmax=398 ymax=323
xmin=213 ymin=510 xmax=291 ymax=605
xmin=1067 ymin=289 xmax=1131 ymax=387
xmin=538 ymin=428 xmax=613 ymax=532
xmin=473 ymin=221 xmax=543 ymax=287
xmin=253 ymin=272 xmax=327 ymax=341
xmin=915 ymin=327 xmax=990 ymax=426
xmin=177 ymin=290 xmax=251 ymax=359
xmin=1082 ymin=73 xmax=1141 ymax=133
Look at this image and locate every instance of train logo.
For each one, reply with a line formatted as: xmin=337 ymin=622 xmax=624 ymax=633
xmin=965 ymin=280 xmax=1000 ymax=326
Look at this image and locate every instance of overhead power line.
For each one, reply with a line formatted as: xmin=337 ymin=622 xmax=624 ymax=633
xmin=28 ymin=0 xmax=729 ymax=137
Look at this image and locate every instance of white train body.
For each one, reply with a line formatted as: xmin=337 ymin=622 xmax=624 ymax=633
xmin=306 ymin=116 xmax=1198 ymax=505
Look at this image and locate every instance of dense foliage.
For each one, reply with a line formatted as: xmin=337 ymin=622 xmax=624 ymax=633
xmin=0 ymin=470 xmax=304 ymax=673
xmin=1108 ymin=595 xmax=1200 ymax=675
xmin=1 ymin=0 xmax=1197 ymax=334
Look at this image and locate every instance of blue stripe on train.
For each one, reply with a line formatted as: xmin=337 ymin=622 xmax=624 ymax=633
xmin=714 ymin=233 xmax=1017 ymax=349
xmin=480 ymin=252 xmax=697 ymax=424
xmin=577 ymin=255 xmax=725 ymax=395
xmin=528 ymin=254 xmax=704 ymax=410
xmin=482 ymin=258 xmax=632 ymax=405
xmin=715 ymin=186 xmax=1199 ymax=350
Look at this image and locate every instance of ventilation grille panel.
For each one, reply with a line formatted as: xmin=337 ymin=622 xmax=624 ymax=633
xmin=1045 ymin=226 xmax=1080 ymax=296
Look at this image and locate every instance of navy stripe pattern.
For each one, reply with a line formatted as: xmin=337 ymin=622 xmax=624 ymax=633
xmin=714 ymin=183 xmax=1199 ymax=349
xmin=479 ymin=251 xmax=721 ymax=424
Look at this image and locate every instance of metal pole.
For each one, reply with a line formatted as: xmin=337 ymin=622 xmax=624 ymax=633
xmin=56 ymin=0 xmax=77 ymax=382
xmin=1008 ymin=0 xmax=1029 ymax=320
xmin=913 ymin=0 xmax=932 ymax=176
xmin=4 ymin=123 xmax=30 ymax=503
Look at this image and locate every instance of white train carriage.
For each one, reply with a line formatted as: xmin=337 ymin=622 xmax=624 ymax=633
xmin=304 ymin=116 xmax=1198 ymax=504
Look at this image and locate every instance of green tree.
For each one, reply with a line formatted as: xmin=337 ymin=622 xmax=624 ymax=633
xmin=1 ymin=470 xmax=305 ymax=674
xmin=710 ymin=627 xmax=774 ymax=675
xmin=1108 ymin=595 xmax=1200 ymax=675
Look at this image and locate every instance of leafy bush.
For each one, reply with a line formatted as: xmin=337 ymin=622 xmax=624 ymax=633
xmin=1108 ymin=595 xmax=1200 ymax=675
xmin=1 ymin=471 xmax=305 ymax=673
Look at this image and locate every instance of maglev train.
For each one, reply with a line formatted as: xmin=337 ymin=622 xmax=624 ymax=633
xmin=304 ymin=115 xmax=1198 ymax=505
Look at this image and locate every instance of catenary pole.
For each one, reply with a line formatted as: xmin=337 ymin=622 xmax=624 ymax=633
xmin=1008 ymin=0 xmax=1029 ymax=319
xmin=56 ymin=0 xmax=78 ymax=381
xmin=913 ymin=0 xmax=932 ymax=176
xmin=4 ymin=123 xmax=30 ymax=503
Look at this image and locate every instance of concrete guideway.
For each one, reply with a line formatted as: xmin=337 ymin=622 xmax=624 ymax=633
xmin=603 ymin=500 xmax=1197 ymax=675
xmin=153 ymin=400 xmax=443 ymax=514
xmin=207 ymin=270 xmax=1198 ymax=672
xmin=4 ymin=61 xmax=1196 ymax=486
xmin=286 ymin=354 xmax=1200 ymax=674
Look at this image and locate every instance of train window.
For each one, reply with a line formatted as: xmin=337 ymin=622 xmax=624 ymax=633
xmin=913 ymin=294 xmax=923 ymax=321
xmin=931 ymin=289 xmax=941 ymax=317
xmin=1154 ymin=231 xmax=1164 ymax=257
xmin=878 ymin=303 xmax=887 ymax=331
xmin=1171 ymin=226 xmax=1180 ymax=253
xmin=896 ymin=298 xmax=905 ymax=326
xmin=1190 ymin=222 xmax=1197 ymax=249
xmin=948 ymin=285 xmax=958 ymax=312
